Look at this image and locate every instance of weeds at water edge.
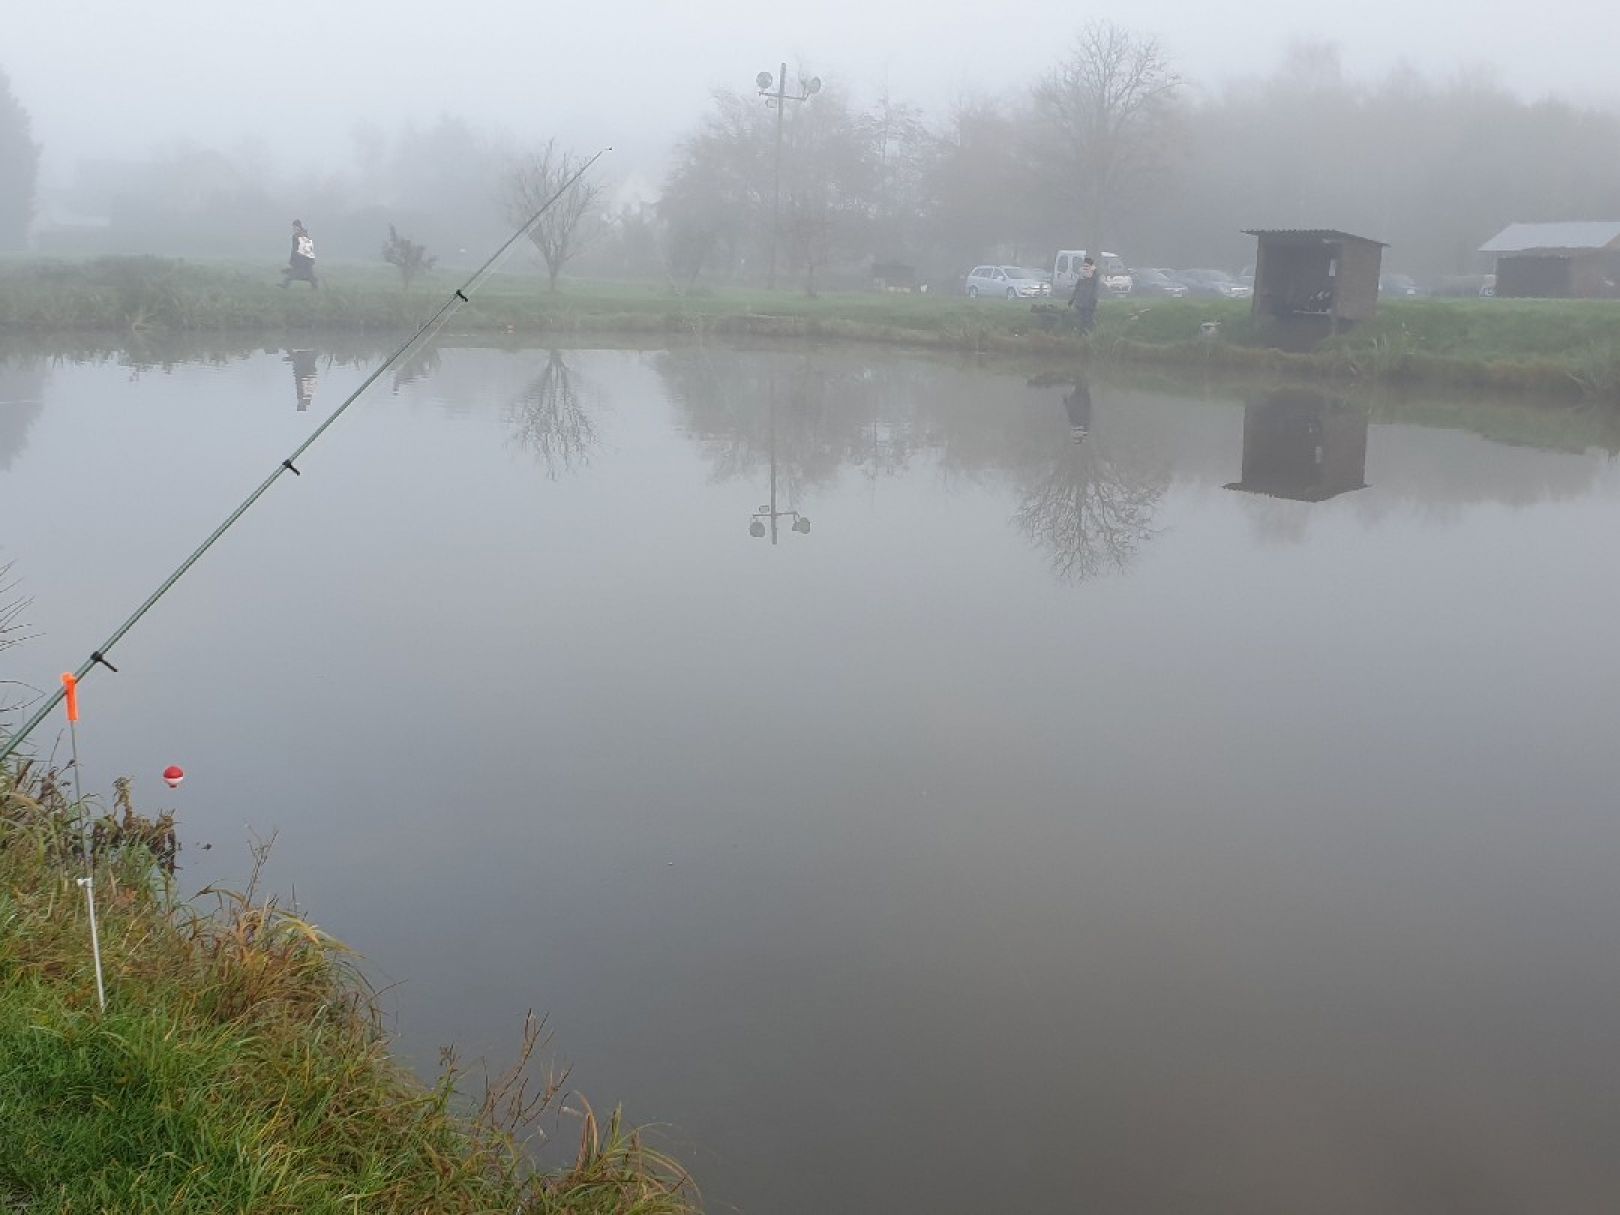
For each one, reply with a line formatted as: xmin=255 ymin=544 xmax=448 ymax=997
xmin=0 ymin=760 xmax=698 ymax=1214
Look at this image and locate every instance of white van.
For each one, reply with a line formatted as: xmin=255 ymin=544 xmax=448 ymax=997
xmin=1053 ymin=251 xmax=1133 ymax=299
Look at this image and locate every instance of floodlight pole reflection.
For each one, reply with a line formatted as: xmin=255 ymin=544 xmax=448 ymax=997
xmin=756 ymin=63 xmax=821 ymax=291
xmin=748 ymin=387 xmax=812 ymax=545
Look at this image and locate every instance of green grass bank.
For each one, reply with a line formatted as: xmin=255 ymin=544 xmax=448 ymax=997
xmin=0 ymin=761 xmax=697 ymax=1214
xmin=3 ymin=255 xmax=1620 ymax=400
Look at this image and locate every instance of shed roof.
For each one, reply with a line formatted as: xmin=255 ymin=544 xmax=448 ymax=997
xmin=1480 ymin=221 xmax=1620 ymax=254
xmin=1243 ymin=228 xmax=1388 ymax=247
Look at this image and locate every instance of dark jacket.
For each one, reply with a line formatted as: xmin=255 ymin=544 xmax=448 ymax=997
xmin=1070 ymin=269 xmax=1100 ymax=309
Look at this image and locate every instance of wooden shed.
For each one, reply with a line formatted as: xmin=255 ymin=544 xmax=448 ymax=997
xmin=1480 ymin=222 xmax=1620 ymax=298
xmin=1244 ymin=229 xmax=1387 ymax=344
xmin=1223 ymin=390 xmax=1369 ymax=503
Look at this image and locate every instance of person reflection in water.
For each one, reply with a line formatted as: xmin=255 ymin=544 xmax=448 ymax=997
xmin=1063 ymin=379 xmax=1092 ymax=444
xmin=285 ymin=349 xmax=318 ymax=412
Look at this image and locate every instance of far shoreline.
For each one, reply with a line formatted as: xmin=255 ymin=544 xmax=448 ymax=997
xmin=3 ymin=255 xmax=1619 ymax=402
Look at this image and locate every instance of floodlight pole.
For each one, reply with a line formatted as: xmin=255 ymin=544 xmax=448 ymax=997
xmin=769 ymin=63 xmax=787 ymax=291
xmin=758 ymin=64 xmax=819 ymax=291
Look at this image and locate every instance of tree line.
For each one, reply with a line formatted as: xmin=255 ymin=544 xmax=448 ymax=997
xmin=7 ymin=33 xmax=1620 ymax=288
xmin=640 ymin=31 xmax=1620 ymax=290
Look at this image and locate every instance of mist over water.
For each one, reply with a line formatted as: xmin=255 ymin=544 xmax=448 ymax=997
xmin=5 ymin=0 xmax=1620 ymax=1205
xmin=5 ymin=342 xmax=1620 ymax=1212
xmin=7 ymin=1 xmax=1620 ymax=285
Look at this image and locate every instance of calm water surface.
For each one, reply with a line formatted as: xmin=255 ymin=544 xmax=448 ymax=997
xmin=5 ymin=342 xmax=1620 ymax=1213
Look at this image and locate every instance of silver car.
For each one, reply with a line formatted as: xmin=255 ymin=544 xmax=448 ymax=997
xmin=965 ymin=265 xmax=1051 ymax=301
xmin=1131 ymin=268 xmax=1189 ymax=299
xmin=1174 ymin=269 xmax=1253 ymax=300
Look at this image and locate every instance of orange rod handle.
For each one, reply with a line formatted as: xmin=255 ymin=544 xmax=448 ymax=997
xmin=61 ymin=673 xmax=79 ymax=723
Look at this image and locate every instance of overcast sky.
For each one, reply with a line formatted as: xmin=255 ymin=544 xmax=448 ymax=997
xmin=9 ymin=0 xmax=1620 ymax=187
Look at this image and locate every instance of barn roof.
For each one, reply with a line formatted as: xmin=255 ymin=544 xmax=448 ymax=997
xmin=1242 ymin=229 xmax=1388 ymax=247
xmin=1480 ymin=221 xmax=1620 ymax=254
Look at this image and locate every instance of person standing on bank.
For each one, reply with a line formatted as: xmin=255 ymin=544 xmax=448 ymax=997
xmin=1069 ymin=255 xmax=1099 ymax=333
xmin=281 ymin=220 xmax=319 ymax=289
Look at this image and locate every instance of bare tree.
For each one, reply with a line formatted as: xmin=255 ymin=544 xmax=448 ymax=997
xmin=868 ymin=87 xmax=929 ymax=261
xmin=658 ymin=151 xmax=730 ymax=292
xmin=1031 ymin=21 xmax=1181 ymax=257
xmin=777 ymin=87 xmax=881 ymax=295
xmin=504 ymin=140 xmax=604 ymax=291
xmin=380 ymin=224 xmax=436 ymax=289
xmin=659 ymin=92 xmax=773 ymax=287
xmin=659 ymin=81 xmax=884 ymax=292
xmin=781 ymin=202 xmax=837 ymax=296
xmin=919 ymin=100 xmax=1034 ymax=275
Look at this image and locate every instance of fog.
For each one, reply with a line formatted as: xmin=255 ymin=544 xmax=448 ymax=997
xmin=9 ymin=6 xmax=1620 ymax=1208
xmin=12 ymin=0 xmax=1620 ymax=175
xmin=6 ymin=0 xmax=1620 ymax=281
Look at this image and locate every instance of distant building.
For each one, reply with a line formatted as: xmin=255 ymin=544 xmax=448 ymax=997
xmin=1244 ymin=229 xmax=1387 ymax=347
xmin=870 ymin=260 xmax=918 ymax=292
xmin=1479 ymin=222 xmax=1620 ymax=298
xmin=1224 ymin=390 xmax=1369 ymax=503
xmin=28 ymin=201 xmax=112 ymax=254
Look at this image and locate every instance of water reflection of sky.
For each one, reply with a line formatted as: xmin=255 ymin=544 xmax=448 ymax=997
xmin=4 ymin=344 xmax=1620 ymax=1215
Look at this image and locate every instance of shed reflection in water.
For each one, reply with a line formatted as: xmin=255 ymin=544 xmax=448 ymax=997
xmin=1225 ymin=389 xmax=1370 ymax=503
xmin=6 ymin=344 xmax=1620 ymax=1215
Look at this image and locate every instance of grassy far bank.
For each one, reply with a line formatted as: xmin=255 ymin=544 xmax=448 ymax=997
xmin=0 ymin=760 xmax=697 ymax=1214
xmin=2 ymin=255 xmax=1620 ymax=399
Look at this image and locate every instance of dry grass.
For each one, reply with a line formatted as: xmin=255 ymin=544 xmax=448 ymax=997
xmin=0 ymin=760 xmax=698 ymax=1214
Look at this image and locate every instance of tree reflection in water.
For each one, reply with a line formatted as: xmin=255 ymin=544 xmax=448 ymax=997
xmin=1013 ymin=380 xmax=1167 ymax=582
xmin=658 ymin=351 xmax=1170 ymax=581
xmin=0 ymin=360 xmax=47 ymax=473
xmin=506 ymin=350 xmax=597 ymax=479
xmin=657 ymin=349 xmax=921 ymax=499
xmin=390 ymin=347 xmax=441 ymax=396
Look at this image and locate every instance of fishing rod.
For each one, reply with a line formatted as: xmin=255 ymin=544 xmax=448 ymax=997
xmin=0 ymin=147 xmax=611 ymax=765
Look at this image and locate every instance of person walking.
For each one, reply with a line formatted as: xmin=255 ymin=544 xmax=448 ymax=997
xmin=1069 ymin=255 xmax=1099 ymax=334
xmin=281 ymin=220 xmax=319 ymax=289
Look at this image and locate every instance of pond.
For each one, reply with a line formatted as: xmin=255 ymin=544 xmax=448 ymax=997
xmin=5 ymin=340 xmax=1620 ymax=1213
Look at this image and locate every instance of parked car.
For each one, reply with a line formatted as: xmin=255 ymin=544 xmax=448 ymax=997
xmin=964 ymin=265 xmax=1051 ymax=300
xmin=1130 ymin=268 xmax=1189 ymax=299
xmin=1379 ymin=273 xmax=1422 ymax=297
xmin=1053 ymin=251 xmax=1132 ymax=299
xmin=1433 ymin=274 xmax=1495 ymax=298
xmin=1174 ymin=269 xmax=1252 ymax=300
